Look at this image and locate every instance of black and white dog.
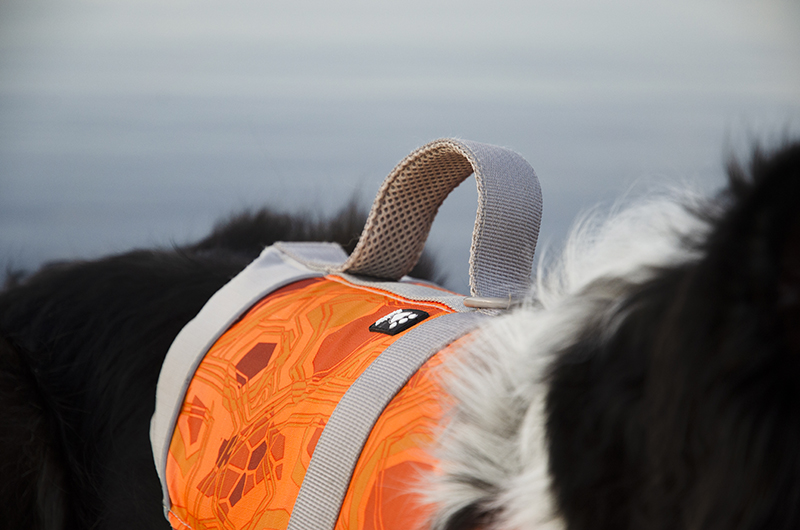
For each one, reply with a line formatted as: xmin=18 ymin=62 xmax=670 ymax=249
xmin=1 ymin=141 xmax=799 ymax=530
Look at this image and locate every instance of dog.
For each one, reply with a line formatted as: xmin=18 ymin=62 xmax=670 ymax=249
xmin=1 ymin=139 xmax=798 ymax=530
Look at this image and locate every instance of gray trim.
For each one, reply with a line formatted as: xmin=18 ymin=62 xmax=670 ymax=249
xmin=149 ymin=246 xmax=328 ymax=515
xmin=286 ymin=311 xmax=485 ymax=530
xmin=274 ymin=241 xmax=349 ymax=270
xmin=337 ymin=272 xmax=470 ymax=312
xmin=276 ymin=242 xmax=474 ymax=312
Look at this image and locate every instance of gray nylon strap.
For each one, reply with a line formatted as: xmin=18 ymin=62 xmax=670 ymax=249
xmin=286 ymin=311 xmax=485 ymax=530
xmin=334 ymin=138 xmax=542 ymax=299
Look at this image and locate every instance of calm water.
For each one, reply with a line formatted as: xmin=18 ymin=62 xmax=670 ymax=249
xmin=2 ymin=0 xmax=799 ymax=292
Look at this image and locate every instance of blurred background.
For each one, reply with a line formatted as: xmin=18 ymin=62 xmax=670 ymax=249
xmin=1 ymin=0 xmax=799 ymax=293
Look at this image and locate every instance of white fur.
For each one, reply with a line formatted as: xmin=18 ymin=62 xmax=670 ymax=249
xmin=427 ymin=191 xmax=710 ymax=529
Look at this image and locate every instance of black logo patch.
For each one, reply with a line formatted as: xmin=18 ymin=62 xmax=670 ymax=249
xmin=369 ymin=309 xmax=429 ymax=335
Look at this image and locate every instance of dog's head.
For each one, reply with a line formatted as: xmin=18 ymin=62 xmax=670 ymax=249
xmin=430 ymin=141 xmax=800 ymax=530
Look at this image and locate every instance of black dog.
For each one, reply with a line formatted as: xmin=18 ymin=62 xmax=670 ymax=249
xmin=2 ymin=141 xmax=799 ymax=530
xmin=0 ymin=204 xmax=437 ymax=530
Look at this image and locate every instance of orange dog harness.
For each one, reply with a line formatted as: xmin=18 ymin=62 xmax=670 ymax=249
xmin=151 ymin=139 xmax=543 ymax=530
xmin=166 ymin=275 xmax=466 ymax=530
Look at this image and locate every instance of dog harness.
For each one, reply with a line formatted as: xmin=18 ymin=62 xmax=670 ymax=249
xmin=150 ymin=139 xmax=543 ymax=530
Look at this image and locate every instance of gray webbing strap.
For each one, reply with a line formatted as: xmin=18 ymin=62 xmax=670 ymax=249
xmin=286 ymin=311 xmax=485 ymax=530
xmin=334 ymin=138 xmax=542 ymax=299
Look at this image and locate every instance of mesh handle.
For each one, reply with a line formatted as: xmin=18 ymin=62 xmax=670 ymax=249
xmin=335 ymin=138 xmax=543 ymax=298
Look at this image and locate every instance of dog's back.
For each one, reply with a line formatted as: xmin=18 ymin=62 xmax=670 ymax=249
xmin=2 ymin=142 xmax=800 ymax=530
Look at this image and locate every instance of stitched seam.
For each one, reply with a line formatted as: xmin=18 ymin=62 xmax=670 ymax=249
xmin=325 ymin=274 xmax=458 ymax=313
xmin=168 ymin=509 xmax=194 ymax=530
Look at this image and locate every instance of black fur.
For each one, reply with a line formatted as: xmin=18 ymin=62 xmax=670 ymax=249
xmin=0 ymin=203 xmax=438 ymax=530
xmin=0 ymin=335 xmax=67 ymax=529
xmin=545 ymin=141 xmax=800 ymax=529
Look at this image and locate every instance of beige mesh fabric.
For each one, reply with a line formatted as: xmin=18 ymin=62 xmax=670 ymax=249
xmin=338 ymin=141 xmax=473 ymax=279
xmin=336 ymin=138 xmax=542 ymax=299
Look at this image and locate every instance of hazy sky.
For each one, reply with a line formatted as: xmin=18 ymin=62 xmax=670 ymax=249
xmin=1 ymin=0 xmax=799 ymax=291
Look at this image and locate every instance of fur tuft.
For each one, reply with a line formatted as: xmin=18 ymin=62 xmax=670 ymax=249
xmin=429 ymin=187 xmax=707 ymax=530
xmin=429 ymin=141 xmax=800 ymax=530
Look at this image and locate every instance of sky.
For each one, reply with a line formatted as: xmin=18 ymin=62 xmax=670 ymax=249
xmin=1 ymin=0 xmax=799 ymax=292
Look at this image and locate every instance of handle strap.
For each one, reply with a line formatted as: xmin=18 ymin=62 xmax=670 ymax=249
xmin=334 ymin=138 xmax=542 ymax=298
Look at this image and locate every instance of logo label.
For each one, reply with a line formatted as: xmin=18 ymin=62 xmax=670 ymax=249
xmin=369 ymin=309 xmax=429 ymax=335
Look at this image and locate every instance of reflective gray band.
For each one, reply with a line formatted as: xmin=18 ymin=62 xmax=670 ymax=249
xmin=286 ymin=311 xmax=485 ymax=530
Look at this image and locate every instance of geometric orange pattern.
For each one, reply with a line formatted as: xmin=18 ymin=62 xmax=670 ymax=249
xmin=166 ymin=275 xmax=460 ymax=530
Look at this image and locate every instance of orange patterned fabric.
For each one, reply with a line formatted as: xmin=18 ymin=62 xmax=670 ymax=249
xmin=166 ymin=275 xmax=458 ymax=530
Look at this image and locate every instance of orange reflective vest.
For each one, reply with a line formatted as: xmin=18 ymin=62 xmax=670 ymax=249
xmin=159 ymin=263 xmax=478 ymax=530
